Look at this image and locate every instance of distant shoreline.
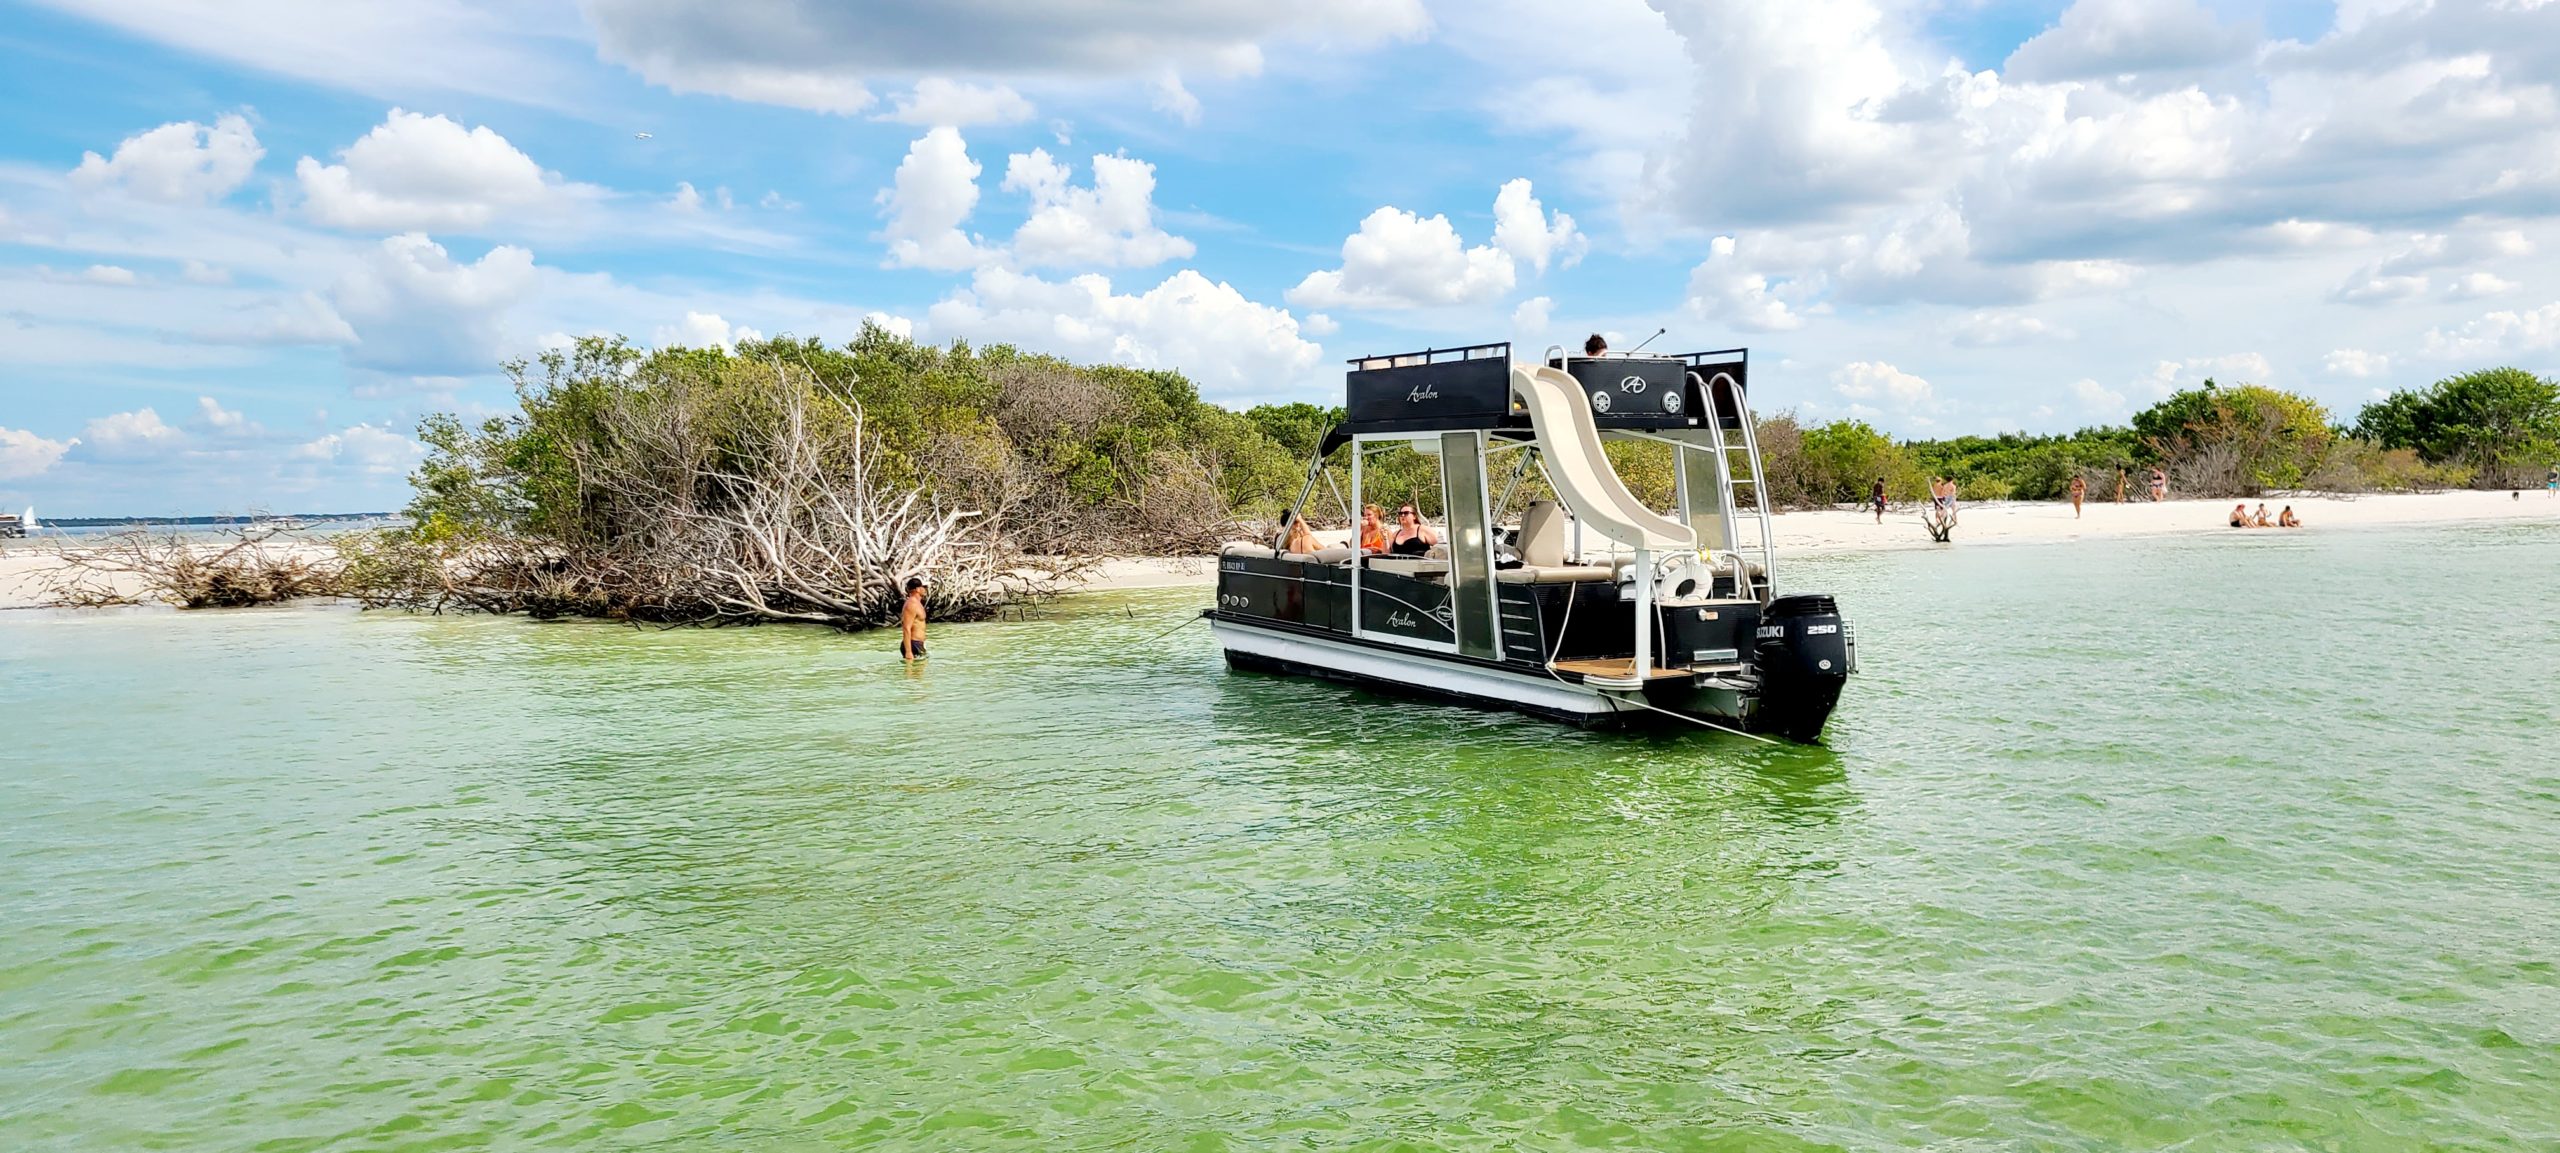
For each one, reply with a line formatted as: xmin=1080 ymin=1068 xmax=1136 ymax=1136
xmin=21 ymin=513 xmax=392 ymax=529
xmin=6 ymin=491 xmax=2555 ymax=610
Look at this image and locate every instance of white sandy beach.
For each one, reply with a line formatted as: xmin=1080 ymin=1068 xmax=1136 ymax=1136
xmin=5 ymin=491 xmax=2555 ymax=608
xmin=1068 ymin=489 xmax=2560 ymax=591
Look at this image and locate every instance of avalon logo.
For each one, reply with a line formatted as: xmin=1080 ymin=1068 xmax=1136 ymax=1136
xmin=1407 ymin=385 xmax=1439 ymax=402
xmin=1618 ymin=374 xmax=1648 ymax=394
xmin=1388 ymin=611 xmax=1418 ymax=629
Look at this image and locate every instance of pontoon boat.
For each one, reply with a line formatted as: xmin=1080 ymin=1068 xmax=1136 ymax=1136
xmin=1204 ymin=342 xmax=1855 ymax=742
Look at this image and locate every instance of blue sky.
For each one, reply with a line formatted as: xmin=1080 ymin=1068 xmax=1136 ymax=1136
xmin=2 ymin=0 xmax=2555 ymax=515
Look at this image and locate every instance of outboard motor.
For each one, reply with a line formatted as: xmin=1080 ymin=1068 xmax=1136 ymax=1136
xmin=1753 ymin=594 xmax=1851 ymax=742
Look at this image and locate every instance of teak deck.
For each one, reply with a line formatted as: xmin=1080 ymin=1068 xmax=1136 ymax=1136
xmin=1548 ymin=658 xmax=1695 ymax=682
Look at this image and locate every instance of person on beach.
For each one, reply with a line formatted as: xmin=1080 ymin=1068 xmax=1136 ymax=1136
xmin=1389 ymin=504 xmax=1437 ymax=555
xmin=1932 ymin=477 xmax=1959 ymax=518
xmin=1280 ymin=509 xmax=1321 ymax=554
xmin=2229 ymin=504 xmax=2250 ymax=528
xmin=2547 ymin=465 xmax=2557 ymax=497
xmin=1871 ymin=477 xmax=1888 ymax=524
xmin=899 ymin=577 xmax=929 ymax=661
xmin=2252 ymin=503 xmax=2273 ymax=527
xmin=2068 ymin=475 xmax=2086 ymax=518
xmin=2150 ymin=468 xmax=2169 ymax=502
xmin=1358 ymin=504 xmax=1389 ymax=554
xmin=2279 ymin=505 xmax=2300 ymax=528
xmin=1584 ymin=333 xmax=1608 ymax=356
xmin=2116 ymin=468 xmax=2128 ymax=504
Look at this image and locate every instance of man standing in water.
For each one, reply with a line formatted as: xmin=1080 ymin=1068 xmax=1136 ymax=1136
xmin=899 ymin=576 xmax=929 ymax=661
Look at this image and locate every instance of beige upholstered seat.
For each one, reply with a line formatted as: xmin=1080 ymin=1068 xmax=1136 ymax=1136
xmin=1518 ymin=500 xmax=1568 ymax=567
xmin=1498 ymin=500 xmax=1611 ymax=583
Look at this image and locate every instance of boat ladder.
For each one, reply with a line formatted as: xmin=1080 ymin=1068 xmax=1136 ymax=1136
xmin=1691 ymin=370 xmax=1777 ymax=602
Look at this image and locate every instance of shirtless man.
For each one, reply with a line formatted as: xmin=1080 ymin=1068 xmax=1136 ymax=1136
xmin=899 ymin=576 xmax=929 ymax=661
xmin=2068 ymin=474 xmax=2087 ymax=518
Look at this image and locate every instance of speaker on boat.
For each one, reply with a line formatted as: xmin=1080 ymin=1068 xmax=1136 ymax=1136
xmin=1752 ymin=594 xmax=1849 ymax=742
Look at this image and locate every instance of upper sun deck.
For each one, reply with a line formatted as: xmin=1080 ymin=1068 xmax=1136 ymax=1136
xmin=1338 ymin=340 xmax=1750 ymax=438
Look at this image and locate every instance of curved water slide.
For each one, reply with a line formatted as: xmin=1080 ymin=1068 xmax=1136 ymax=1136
xmin=1508 ymin=365 xmax=1693 ymax=552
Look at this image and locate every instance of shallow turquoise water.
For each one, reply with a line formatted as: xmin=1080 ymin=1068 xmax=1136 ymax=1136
xmin=4 ymin=524 xmax=2557 ymax=1150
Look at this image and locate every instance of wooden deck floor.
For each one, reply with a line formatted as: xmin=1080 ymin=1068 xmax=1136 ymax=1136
xmin=1549 ymin=658 xmax=1694 ymax=682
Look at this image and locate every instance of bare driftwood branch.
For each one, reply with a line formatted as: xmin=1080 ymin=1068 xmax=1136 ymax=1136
xmin=40 ymin=528 xmax=347 ymax=609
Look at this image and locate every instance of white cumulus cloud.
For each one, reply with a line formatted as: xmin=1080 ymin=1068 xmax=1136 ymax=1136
xmin=329 ymin=233 xmax=540 ymax=375
xmin=2324 ymin=349 xmax=2393 ymax=378
xmin=1510 ymin=296 xmax=1553 ymax=337
xmin=2421 ymin=301 xmax=2560 ymax=360
xmin=654 ymin=311 xmax=764 ymax=351
xmin=296 ymin=109 xmax=590 ymax=231
xmin=1489 ymin=179 xmax=1585 ymax=275
xmin=1289 ymin=208 xmax=1514 ymax=311
xmin=1684 ymin=235 xmax=1811 ymax=332
xmin=1002 ymin=149 xmax=1193 ymax=269
xmin=0 ymin=427 xmax=78 ymax=480
xmin=1832 ymin=361 xmax=1934 ymax=406
xmin=193 ymin=396 xmax=261 ymax=437
xmin=295 ymin=423 xmax=426 ymax=476
xmin=81 ymin=408 xmax=186 ymax=459
xmin=928 ymin=267 xmax=1323 ymax=400
xmin=879 ymin=127 xmax=992 ymax=270
xmin=69 ymin=113 xmax=263 ymax=203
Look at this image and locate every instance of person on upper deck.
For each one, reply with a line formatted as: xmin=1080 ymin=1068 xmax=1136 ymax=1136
xmin=1583 ymin=333 xmax=1608 ymax=356
xmin=1358 ymin=504 xmax=1389 ymax=554
xmin=1389 ymin=504 xmax=1438 ymax=556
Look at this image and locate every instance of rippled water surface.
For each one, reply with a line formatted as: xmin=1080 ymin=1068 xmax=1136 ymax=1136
xmin=6 ymin=524 xmax=2559 ymax=1150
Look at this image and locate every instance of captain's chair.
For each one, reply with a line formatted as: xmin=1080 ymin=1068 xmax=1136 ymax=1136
xmin=1499 ymin=500 xmax=1615 ymax=584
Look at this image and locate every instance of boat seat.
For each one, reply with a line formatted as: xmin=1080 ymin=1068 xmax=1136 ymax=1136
xmin=1519 ymin=500 xmax=1569 ymax=567
xmin=1365 ymin=556 xmax=1451 ymax=578
xmin=1221 ymin=542 xmax=1354 ymax=565
xmin=1496 ymin=565 xmax=1615 ymax=584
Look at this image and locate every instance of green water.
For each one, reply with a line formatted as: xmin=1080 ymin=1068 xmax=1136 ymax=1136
xmin=5 ymin=525 xmax=2557 ymax=1150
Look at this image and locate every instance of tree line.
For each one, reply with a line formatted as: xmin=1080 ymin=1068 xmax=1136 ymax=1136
xmin=49 ymin=330 xmax=2557 ymax=625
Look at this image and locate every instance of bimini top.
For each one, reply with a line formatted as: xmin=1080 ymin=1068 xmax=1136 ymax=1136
xmin=1338 ymin=340 xmax=1748 ymax=438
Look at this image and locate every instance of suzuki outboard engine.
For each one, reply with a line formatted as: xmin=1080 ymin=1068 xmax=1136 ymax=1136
xmin=1753 ymin=594 xmax=1852 ymax=742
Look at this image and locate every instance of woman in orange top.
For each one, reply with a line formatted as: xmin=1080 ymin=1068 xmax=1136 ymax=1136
xmin=1357 ymin=504 xmax=1389 ymax=554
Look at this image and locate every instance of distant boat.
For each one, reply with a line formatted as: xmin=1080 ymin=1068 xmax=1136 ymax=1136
xmin=0 ymin=505 xmax=27 ymax=538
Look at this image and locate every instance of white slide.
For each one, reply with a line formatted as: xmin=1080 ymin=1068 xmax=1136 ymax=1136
xmin=1509 ymin=364 xmax=1694 ymax=552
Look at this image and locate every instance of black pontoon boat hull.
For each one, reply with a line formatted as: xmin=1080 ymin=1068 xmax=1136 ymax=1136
xmin=1209 ymin=615 xmax=1832 ymax=737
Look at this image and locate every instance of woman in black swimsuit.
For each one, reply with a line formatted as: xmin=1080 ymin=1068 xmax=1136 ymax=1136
xmin=1389 ymin=505 xmax=1437 ymax=555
